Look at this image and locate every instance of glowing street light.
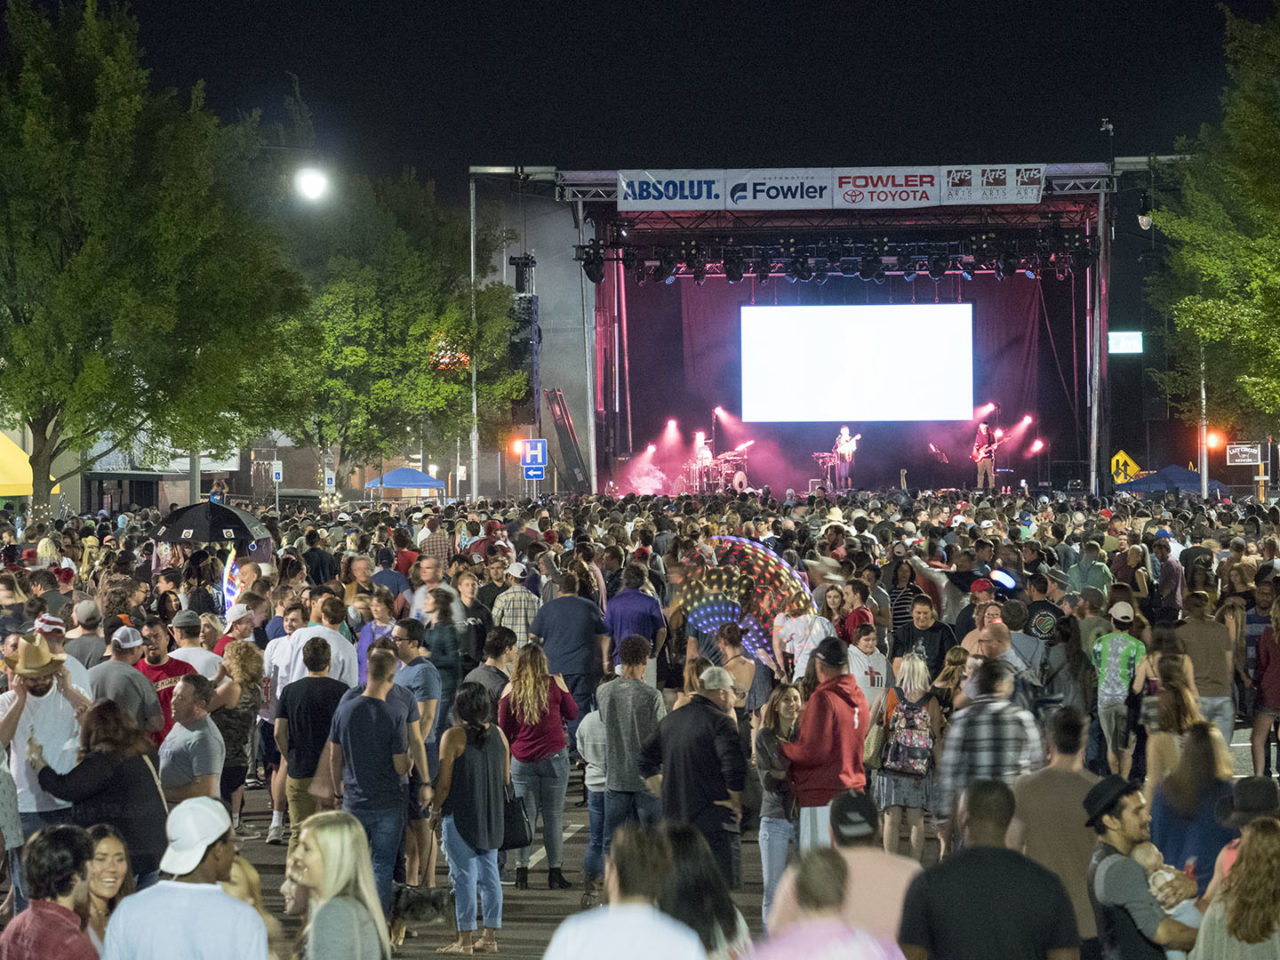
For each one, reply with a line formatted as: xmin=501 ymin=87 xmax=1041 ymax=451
xmin=294 ymin=167 xmax=330 ymax=202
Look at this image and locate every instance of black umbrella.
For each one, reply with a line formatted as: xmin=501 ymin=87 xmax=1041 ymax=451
xmin=152 ymin=501 xmax=271 ymax=544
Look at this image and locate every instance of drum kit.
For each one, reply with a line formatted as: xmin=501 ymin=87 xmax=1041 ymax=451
xmin=812 ymin=451 xmax=839 ymax=487
xmin=678 ymin=450 xmax=752 ymax=494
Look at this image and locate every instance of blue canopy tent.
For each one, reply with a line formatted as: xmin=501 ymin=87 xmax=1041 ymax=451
xmin=364 ymin=467 xmax=445 ymax=490
xmin=1115 ymin=465 xmax=1226 ymax=496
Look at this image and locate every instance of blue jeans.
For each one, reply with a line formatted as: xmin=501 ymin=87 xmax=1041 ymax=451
xmin=758 ymin=816 xmax=796 ymax=934
xmin=561 ymin=674 xmax=595 ymax=755
xmin=1199 ymin=696 xmax=1234 ymax=748
xmin=511 ymin=749 xmax=569 ymax=869
xmin=348 ymin=803 xmax=406 ymax=913
xmin=441 ymin=815 xmax=502 ymax=932
xmin=10 ymin=808 xmax=73 ymax=913
xmin=602 ymin=788 xmax=663 ymax=856
xmin=584 ymin=789 xmax=605 ymax=881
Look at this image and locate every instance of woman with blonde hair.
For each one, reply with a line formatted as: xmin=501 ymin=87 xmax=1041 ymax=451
xmin=1190 ymin=816 xmax=1280 ymax=958
xmin=293 ymin=810 xmax=391 ymax=960
xmin=1143 ymin=656 xmax=1205 ymax=801
xmin=198 ymin=613 xmax=224 ymax=650
xmin=874 ymin=652 xmax=941 ymax=861
xmin=497 ymin=643 xmax=578 ymax=890
xmin=210 ymin=640 xmax=264 ymax=836
xmin=674 ymin=656 xmax=713 ymax=711
xmin=1150 ymin=721 xmax=1237 ymax=894
xmin=222 ymin=855 xmax=286 ymax=960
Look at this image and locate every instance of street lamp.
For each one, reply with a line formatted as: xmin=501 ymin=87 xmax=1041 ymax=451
xmin=294 ymin=167 xmax=330 ymax=202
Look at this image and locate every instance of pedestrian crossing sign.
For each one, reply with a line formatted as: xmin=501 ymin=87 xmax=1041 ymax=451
xmin=1111 ymin=450 xmax=1141 ymax=485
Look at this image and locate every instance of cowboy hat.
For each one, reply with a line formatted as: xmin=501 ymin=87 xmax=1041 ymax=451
xmin=3 ymin=632 xmax=67 ymax=678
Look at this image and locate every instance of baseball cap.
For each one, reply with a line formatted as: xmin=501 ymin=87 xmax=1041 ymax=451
xmin=73 ymin=599 xmax=99 ymax=625
xmin=1083 ymin=775 xmax=1134 ymax=829
xmin=1108 ymin=601 xmax=1134 ymax=623
xmin=172 ymin=610 xmax=202 ymax=630
xmin=53 ymin=567 xmax=74 ymax=585
xmin=970 ymin=578 xmax=994 ymax=594
xmin=159 ymin=797 xmax=233 ymax=875
xmin=112 ymin=626 xmax=144 ymax=649
xmin=697 ymin=666 xmax=735 ymax=691
xmin=812 ymin=635 xmax=848 ymax=668
xmin=225 ymin=603 xmax=251 ymax=625
xmin=375 ymin=547 xmax=396 ymax=566
xmin=506 ymin=562 xmax=527 ymax=579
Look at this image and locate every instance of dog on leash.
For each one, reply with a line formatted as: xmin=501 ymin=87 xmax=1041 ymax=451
xmin=389 ymin=882 xmax=454 ymax=947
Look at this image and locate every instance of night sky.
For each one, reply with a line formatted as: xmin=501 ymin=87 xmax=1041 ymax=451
xmin=131 ymin=0 xmax=1271 ymax=199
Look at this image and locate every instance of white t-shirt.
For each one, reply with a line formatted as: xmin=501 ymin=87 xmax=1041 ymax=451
xmin=59 ymin=655 xmax=92 ymax=697
xmin=102 ymin=880 xmax=269 ymax=960
xmin=169 ymin=646 xmax=222 ymax=680
xmin=0 ymin=684 xmax=84 ymax=813
xmin=258 ymin=633 xmax=292 ymax=722
xmin=544 ymin=903 xmax=705 ymax=960
xmin=276 ymin=625 xmax=357 ymax=691
xmin=849 ymin=647 xmax=892 ymax=716
xmin=774 ymin=612 xmax=835 ymax=679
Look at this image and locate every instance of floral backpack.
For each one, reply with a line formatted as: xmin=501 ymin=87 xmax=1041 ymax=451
xmin=881 ymin=688 xmax=935 ymax=777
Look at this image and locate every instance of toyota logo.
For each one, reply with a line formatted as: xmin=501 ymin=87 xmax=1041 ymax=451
xmin=843 ymin=189 xmax=864 ymax=204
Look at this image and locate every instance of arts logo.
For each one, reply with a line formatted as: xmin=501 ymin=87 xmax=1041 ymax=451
xmin=1016 ymin=166 xmax=1043 ymax=187
xmin=947 ymin=169 xmax=973 ymax=188
xmin=981 ymin=167 xmax=1008 ymax=188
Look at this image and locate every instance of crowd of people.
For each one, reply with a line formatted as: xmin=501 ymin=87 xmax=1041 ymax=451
xmin=0 ymin=486 xmax=1277 ymax=958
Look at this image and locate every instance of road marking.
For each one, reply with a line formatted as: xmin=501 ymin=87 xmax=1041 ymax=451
xmin=526 ymin=823 xmax=584 ymax=867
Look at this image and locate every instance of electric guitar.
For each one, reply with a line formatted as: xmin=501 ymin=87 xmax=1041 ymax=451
xmin=970 ymin=436 xmax=1008 ymax=463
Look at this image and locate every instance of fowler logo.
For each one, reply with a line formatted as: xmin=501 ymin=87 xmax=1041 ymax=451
xmin=620 ymin=177 xmax=720 ymax=203
xmin=837 ymin=171 xmax=935 ymax=205
xmin=729 ymin=179 xmax=828 ymax=204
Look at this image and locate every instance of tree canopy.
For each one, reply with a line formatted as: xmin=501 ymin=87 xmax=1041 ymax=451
xmin=1152 ymin=3 xmax=1280 ymax=434
xmin=0 ymin=0 xmax=306 ymax=509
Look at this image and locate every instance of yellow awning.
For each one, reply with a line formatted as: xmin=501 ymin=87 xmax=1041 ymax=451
xmin=0 ymin=433 xmax=59 ymax=497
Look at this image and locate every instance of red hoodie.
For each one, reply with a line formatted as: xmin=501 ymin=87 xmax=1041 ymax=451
xmin=781 ymin=673 xmax=869 ymax=806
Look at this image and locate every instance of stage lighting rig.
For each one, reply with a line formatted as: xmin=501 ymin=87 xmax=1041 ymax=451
xmin=927 ymin=254 xmax=948 ymax=282
xmin=691 ymin=256 xmax=708 ymax=286
xmin=786 ymin=256 xmax=813 ymax=283
xmin=958 ymin=259 xmax=974 ymax=281
xmin=653 ymin=250 xmax=678 ymax=285
xmin=858 ymin=255 xmax=881 ymax=283
xmin=622 ymin=248 xmax=645 ymax=286
xmin=753 ymin=257 xmax=772 ymax=285
xmin=723 ymin=251 xmax=746 ymax=284
xmin=813 ymin=262 xmax=829 ymax=285
xmin=1022 ymin=255 xmax=1041 ymax=280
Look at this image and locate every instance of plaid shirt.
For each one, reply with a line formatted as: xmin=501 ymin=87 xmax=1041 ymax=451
xmin=417 ymin=529 xmax=453 ymax=563
xmin=492 ymin=584 xmax=541 ymax=645
xmin=936 ymin=695 xmax=1043 ymax=816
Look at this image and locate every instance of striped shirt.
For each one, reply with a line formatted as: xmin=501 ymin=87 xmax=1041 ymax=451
xmin=936 ymin=696 xmax=1042 ymax=816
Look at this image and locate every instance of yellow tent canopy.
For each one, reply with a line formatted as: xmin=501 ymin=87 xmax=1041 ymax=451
xmin=0 ymin=432 xmax=59 ymax=497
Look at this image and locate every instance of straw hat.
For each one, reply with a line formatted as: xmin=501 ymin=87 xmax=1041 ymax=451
xmin=3 ymin=632 xmax=67 ymax=678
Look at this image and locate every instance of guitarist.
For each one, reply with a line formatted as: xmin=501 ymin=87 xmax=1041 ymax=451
xmin=833 ymin=426 xmax=861 ymax=491
xmin=971 ymin=421 xmax=999 ymax=492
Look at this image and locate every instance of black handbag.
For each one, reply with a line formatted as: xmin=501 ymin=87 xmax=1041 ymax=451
xmin=499 ymin=782 xmax=532 ymax=851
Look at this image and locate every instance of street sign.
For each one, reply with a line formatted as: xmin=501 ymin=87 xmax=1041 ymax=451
xmin=1110 ymin=449 xmax=1141 ymax=485
xmin=523 ymin=465 xmax=545 ymax=481
xmin=271 ymin=460 xmax=283 ymax=484
xmin=1227 ymin=442 xmax=1263 ymax=466
xmin=324 ymin=469 xmax=335 ymax=489
xmin=520 ymin=438 xmax=548 ymax=468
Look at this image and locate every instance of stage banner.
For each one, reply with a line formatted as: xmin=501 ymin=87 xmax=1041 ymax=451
xmin=830 ymin=166 xmax=942 ymax=209
xmin=724 ymin=168 xmax=834 ymax=210
xmin=618 ymin=169 xmax=727 ymax=211
xmin=941 ymin=164 xmax=1045 ymax=204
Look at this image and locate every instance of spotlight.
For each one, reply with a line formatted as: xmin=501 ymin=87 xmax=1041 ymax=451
xmin=958 ymin=259 xmax=974 ymax=281
xmin=580 ymin=242 xmax=606 ymax=284
xmin=1023 ymin=255 xmax=1040 ymax=280
xmin=859 ymin=256 xmax=881 ymax=282
xmin=646 ymin=444 xmax=656 ymax=454
xmin=898 ymin=253 xmax=917 ymax=282
xmin=786 ymin=256 xmax=813 ymax=283
xmin=813 ymin=262 xmax=829 ymax=285
xmin=928 ymin=255 xmax=948 ymax=282
xmin=1054 ymin=256 xmax=1071 ymax=281
xmin=839 ymin=258 xmax=860 ymax=278
xmin=1137 ymin=191 xmax=1153 ymax=231
xmin=995 ymin=251 xmax=1018 ymax=282
xmin=825 ymin=245 xmax=843 ymax=264
xmin=723 ymin=252 xmax=746 ymax=284
xmin=714 ymin=406 xmax=725 ymax=417
xmin=653 ymin=250 xmax=677 ymax=285
xmin=622 ymin=248 xmax=645 ymax=286
xmin=691 ymin=257 xmax=708 ymax=286
xmin=1022 ymin=414 xmax=1033 ymax=425
xmin=667 ymin=419 xmax=677 ymax=430
xmin=1030 ymin=439 xmax=1045 ymax=453
xmin=753 ymin=257 xmax=772 ymax=285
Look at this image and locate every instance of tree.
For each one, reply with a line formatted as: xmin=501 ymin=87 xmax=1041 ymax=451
xmin=274 ymin=168 xmax=517 ymax=487
xmin=0 ymin=0 xmax=307 ymax=510
xmin=1152 ymin=4 xmax=1280 ymax=434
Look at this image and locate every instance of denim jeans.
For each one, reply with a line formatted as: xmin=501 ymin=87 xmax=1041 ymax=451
xmin=1199 ymin=696 xmax=1235 ymax=748
xmin=797 ymin=803 xmax=832 ymax=852
xmin=511 ymin=748 xmax=569 ymax=868
xmin=758 ymin=816 xmax=796 ymax=934
xmin=561 ymin=674 xmax=594 ymax=756
xmin=348 ymin=802 xmax=406 ymax=912
xmin=584 ymin=789 xmax=606 ymax=881
xmin=441 ymin=815 xmax=502 ymax=931
xmin=602 ymin=788 xmax=663 ymax=857
xmin=10 ymin=808 xmax=73 ymax=913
